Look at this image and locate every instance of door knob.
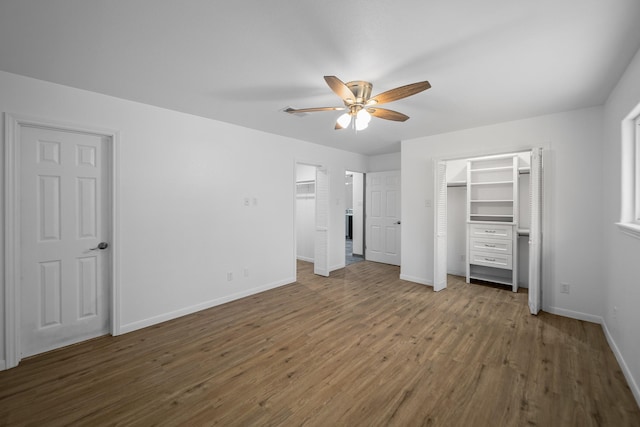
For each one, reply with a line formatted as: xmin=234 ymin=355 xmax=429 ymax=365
xmin=395 ymin=221 xmax=401 ymax=225
xmin=90 ymin=242 xmax=109 ymax=250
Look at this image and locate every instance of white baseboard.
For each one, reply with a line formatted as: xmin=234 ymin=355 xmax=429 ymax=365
xmin=400 ymin=274 xmax=433 ymax=286
xmin=544 ymin=305 xmax=602 ymax=324
xmin=296 ymin=256 xmax=314 ymax=262
xmin=601 ymin=319 xmax=640 ymax=408
xmin=447 ymin=269 xmax=466 ymax=277
xmin=330 ymin=263 xmax=345 ymax=272
xmin=120 ymin=277 xmax=296 ymax=334
xmin=0 ymin=359 xmax=6 ymax=371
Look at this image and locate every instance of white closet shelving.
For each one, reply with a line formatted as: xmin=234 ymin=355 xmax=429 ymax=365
xmin=466 ymin=154 xmax=519 ymax=291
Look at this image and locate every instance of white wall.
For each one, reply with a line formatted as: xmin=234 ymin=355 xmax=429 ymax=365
xmin=0 ymin=71 xmax=368 ymax=365
xmin=445 ymin=158 xmax=467 ymax=183
xmin=296 ymin=163 xmax=316 ymax=182
xmin=446 ymin=186 xmax=466 ymax=276
xmin=601 ymin=46 xmax=640 ymax=405
xmin=401 ymin=106 xmax=604 ymax=321
xmin=368 ymin=152 xmax=400 ymax=172
xmin=345 ymin=173 xmax=353 ymax=210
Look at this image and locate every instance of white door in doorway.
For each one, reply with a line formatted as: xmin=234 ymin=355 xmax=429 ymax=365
xmin=20 ymin=126 xmax=110 ymax=358
xmin=528 ymin=148 xmax=543 ymax=314
xmin=366 ymin=171 xmax=401 ymax=266
xmin=433 ymin=161 xmax=448 ymax=291
xmin=314 ymin=167 xmax=330 ymax=276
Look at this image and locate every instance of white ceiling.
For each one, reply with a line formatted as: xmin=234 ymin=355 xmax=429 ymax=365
xmin=1 ymin=0 xmax=639 ymax=156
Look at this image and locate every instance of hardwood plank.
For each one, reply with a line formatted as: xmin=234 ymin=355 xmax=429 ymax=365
xmin=0 ymin=261 xmax=638 ymax=426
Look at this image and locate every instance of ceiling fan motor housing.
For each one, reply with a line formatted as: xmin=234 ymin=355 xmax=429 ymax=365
xmin=345 ymin=81 xmax=372 ymax=105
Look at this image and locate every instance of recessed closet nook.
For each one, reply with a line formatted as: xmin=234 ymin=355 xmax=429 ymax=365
xmin=438 ymin=149 xmax=542 ymax=313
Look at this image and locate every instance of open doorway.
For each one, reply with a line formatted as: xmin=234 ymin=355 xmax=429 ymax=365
xmin=345 ymin=171 xmax=364 ymax=265
xmin=295 ymin=163 xmax=330 ymax=279
xmin=433 ymin=149 xmax=542 ymax=314
xmin=296 ymin=164 xmax=316 ymax=264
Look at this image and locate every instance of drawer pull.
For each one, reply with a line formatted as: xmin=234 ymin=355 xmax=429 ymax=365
xmin=484 ymin=230 xmax=496 ymax=233
xmin=484 ymin=258 xmax=496 ymax=262
xmin=484 ymin=244 xmax=496 ymax=248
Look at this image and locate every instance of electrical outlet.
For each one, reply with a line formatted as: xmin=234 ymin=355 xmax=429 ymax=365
xmin=227 ymin=272 xmax=233 ymax=281
xmin=560 ymin=283 xmax=570 ymax=294
xmin=459 ymin=254 xmax=465 ymax=262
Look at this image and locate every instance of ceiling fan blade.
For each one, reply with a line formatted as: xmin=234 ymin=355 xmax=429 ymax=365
xmin=367 ymin=107 xmax=410 ymax=122
xmin=284 ymin=106 xmax=345 ymax=114
xmin=324 ymin=76 xmax=356 ymax=104
xmin=367 ymin=80 xmax=431 ymax=106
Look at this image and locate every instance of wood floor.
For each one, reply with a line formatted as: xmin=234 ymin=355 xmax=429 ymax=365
xmin=1 ymin=261 xmax=638 ymax=426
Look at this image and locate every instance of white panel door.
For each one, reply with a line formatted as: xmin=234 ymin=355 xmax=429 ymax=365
xmin=314 ymin=167 xmax=329 ymax=276
xmin=365 ymin=171 xmax=401 ymax=266
xmin=528 ymin=148 xmax=543 ymax=314
xmin=20 ymin=126 xmax=110 ymax=358
xmin=433 ymin=161 xmax=447 ymax=291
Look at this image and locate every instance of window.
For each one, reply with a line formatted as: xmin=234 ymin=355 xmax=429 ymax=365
xmin=618 ymin=104 xmax=640 ymax=239
xmin=636 ymin=114 xmax=640 ymax=224
xmin=635 ymin=114 xmax=640 ymax=224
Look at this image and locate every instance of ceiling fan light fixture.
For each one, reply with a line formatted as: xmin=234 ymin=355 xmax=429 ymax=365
xmin=355 ymin=109 xmax=371 ymax=131
xmin=357 ymin=109 xmax=371 ymax=124
xmin=355 ymin=118 xmax=369 ymax=131
xmin=337 ymin=112 xmax=352 ymax=129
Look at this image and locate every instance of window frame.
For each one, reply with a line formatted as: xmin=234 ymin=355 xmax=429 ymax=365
xmin=635 ymin=114 xmax=640 ymax=224
xmin=617 ymin=104 xmax=640 ymax=239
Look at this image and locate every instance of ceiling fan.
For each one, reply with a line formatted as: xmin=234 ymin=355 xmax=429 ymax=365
xmin=285 ymin=76 xmax=431 ymax=130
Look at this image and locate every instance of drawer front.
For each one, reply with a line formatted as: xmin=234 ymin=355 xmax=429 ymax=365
xmin=470 ymin=251 xmax=512 ymax=270
xmin=469 ymin=224 xmax=513 ymax=239
xmin=470 ymin=238 xmax=512 ymax=255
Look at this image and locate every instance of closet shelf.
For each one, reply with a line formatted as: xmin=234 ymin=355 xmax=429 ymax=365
xmin=470 ymin=166 xmax=513 ymax=172
xmin=469 ymin=273 xmax=514 ymax=287
xmin=469 ymin=214 xmax=514 ymax=218
xmin=466 ymin=154 xmax=518 ymax=292
xmin=517 ymin=229 xmax=530 ymax=236
xmin=469 ymin=180 xmax=513 ymax=186
xmin=447 ymin=180 xmax=467 ymax=187
xmin=470 ymin=199 xmax=514 ymax=203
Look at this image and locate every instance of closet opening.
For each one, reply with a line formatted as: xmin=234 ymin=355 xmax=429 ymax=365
xmin=345 ymin=171 xmax=365 ymax=266
xmin=295 ymin=162 xmax=330 ymax=279
xmin=434 ymin=149 xmax=542 ymax=314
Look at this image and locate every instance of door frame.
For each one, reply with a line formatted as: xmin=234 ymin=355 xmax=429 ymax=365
xmin=433 ymin=147 xmax=545 ymax=305
xmin=293 ymin=161 xmax=330 ymax=278
xmin=345 ymin=169 xmax=365 ymax=259
xmin=3 ymin=113 xmax=121 ymax=370
xmin=364 ymin=170 xmax=402 ymax=266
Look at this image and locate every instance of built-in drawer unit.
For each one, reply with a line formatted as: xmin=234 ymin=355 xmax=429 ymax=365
xmin=469 ymin=251 xmax=512 ymax=270
xmin=466 ymin=154 xmax=519 ymax=292
xmin=470 ymin=237 xmax=512 ymax=255
xmin=469 ymin=223 xmax=513 ymax=240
